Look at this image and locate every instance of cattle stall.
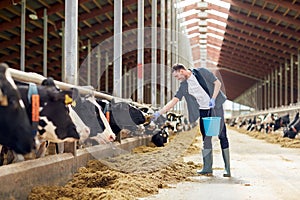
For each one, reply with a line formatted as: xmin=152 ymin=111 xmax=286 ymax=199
xmin=0 ymin=68 xmax=154 ymax=200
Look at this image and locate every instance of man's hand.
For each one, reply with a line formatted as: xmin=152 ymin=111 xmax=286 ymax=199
xmin=152 ymin=111 xmax=161 ymax=121
xmin=209 ymin=98 xmax=215 ymax=108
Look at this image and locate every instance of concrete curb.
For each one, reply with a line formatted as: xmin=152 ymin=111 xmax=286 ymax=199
xmin=0 ymin=136 xmax=151 ymax=200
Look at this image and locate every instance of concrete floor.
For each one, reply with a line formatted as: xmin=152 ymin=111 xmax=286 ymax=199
xmin=140 ymin=129 xmax=300 ymax=200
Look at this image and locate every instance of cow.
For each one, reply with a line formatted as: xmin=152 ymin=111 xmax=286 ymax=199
xmin=16 ymin=79 xmax=80 ymax=144
xmin=105 ymin=98 xmax=146 ymax=141
xmin=151 ymin=126 xmax=170 ymax=147
xmin=166 ymin=112 xmax=183 ymax=132
xmin=5 ymin=78 xmax=82 ymax=160
xmin=272 ymin=114 xmax=290 ymax=132
xmin=283 ymin=112 xmax=300 ymax=139
xmin=71 ymin=92 xmax=115 ymax=146
xmin=0 ymin=63 xmax=34 ymax=154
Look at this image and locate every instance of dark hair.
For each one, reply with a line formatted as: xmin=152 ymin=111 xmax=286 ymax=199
xmin=172 ymin=63 xmax=186 ymax=72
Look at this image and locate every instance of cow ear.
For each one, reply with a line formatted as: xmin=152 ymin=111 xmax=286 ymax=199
xmin=64 ymin=94 xmax=73 ymax=105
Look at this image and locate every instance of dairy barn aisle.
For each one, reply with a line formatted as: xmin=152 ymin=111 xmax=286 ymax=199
xmin=141 ymin=128 xmax=300 ymax=200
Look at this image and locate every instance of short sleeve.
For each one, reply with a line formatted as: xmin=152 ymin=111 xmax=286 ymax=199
xmin=199 ymin=68 xmax=217 ymax=83
xmin=174 ymin=82 xmax=186 ymax=101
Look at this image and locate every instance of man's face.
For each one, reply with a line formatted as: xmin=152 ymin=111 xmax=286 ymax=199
xmin=173 ymin=69 xmax=186 ymax=81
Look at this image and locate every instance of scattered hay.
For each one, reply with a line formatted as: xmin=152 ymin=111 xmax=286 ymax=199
xmin=28 ymin=127 xmax=202 ymax=200
xmin=229 ymin=126 xmax=300 ymax=148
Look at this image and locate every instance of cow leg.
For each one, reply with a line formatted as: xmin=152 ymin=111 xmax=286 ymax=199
xmin=12 ymin=151 xmax=25 ymax=163
xmin=56 ymin=143 xmax=64 ymax=154
xmin=35 ymin=141 xmax=48 ymax=158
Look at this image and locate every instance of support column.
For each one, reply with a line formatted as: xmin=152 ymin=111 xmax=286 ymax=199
xmin=64 ymin=0 xmax=78 ymax=85
xmin=61 ymin=22 xmax=65 ymax=80
xmin=87 ymin=39 xmax=91 ymax=85
xmin=105 ymin=52 xmax=109 ymax=93
xmin=275 ymin=67 xmax=278 ymax=107
xmin=166 ymin=0 xmax=172 ymax=101
xmin=151 ymin=0 xmax=157 ymax=106
xmin=20 ymin=0 xmax=26 ymax=71
xmin=285 ymin=60 xmax=288 ymax=106
xmin=267 ymin=74 xmax=270 ymax=109
xmin=43 ymin=8 xmax=48 ymax=77
xmin=279 ymin=64 xmax=283 ymax=106
xmin=137 ymin=0 xmax=144 ymax=103
xmin=113 ymin=0 xmax=123 ymax=98
xmin=97 ymin=46 xmax=101 ymax=91
xmin=160 ymin=0 xmax=166 ymax=107
xmin=271 ymin=72 xmax=274 ymax=108
xmin=290 ymin=55 xmax=294 ymax=104
xmin=298 ymin=49 xmax=300 ymax=103
xmin=264 ymin=78 xmax=267 ymax=109
xmin=64 ymin=0 xmax=78 ymax=156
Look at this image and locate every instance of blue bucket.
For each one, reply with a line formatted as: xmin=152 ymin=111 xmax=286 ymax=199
xmin=203 ymin=117 xmax=221 ymax=136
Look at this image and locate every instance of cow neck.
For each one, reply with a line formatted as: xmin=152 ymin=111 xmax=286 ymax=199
xmin=28 ymin=83 xmax=40 ymax=136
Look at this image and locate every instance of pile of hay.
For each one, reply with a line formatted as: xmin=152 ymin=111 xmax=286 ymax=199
xmin=230 ymin=126 xmax=300 ymax=148
xmin=28 ymin=127 xmax=202 ymax=200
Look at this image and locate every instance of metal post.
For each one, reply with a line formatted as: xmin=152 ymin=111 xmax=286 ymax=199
xmin=298 ymin=49 xmax=300 ymax=103
xmin=285 ymin=60 xmax=288 ymax=105
xmin=264 ymin=78 xmax=267 ymax=109
xmin=291 ymin=55 xmax=294 ymax=104
xmin=43 ymin=8 xmax=48 ymax=77
xmin=64 ymin=0 xmax=78 ymax=156
xmin=113 ymin=0 xmax=122 ymax=97
xmin=137 ymin=0 xmax=144 ymax=103
xmin=61 ymin=22 xmax=65 ymax=80
xmin=151 ymin=0 xmax=157 ymax=106
xmin=279 ymin=64 xmax=283 ymax=106
xmin=124 ymin=65 xmax=127 ymax=98
xmin=166 ymin=0 xmax=172 ymax=101
xmin=97 ymin=46 xmax=101 ymax=91
xmin=160 ymin=0 xmax=165 ymax=107
xmin=64 ymin=0 xmax=78 ymax=85
xmin=87 ymin=39 xmax=91 ymax=85
xmin=20 ymin=0 xmax=26 ymax=71
xmin=271 ymin=71 xmax=274 ymax=108
xmin=268 ymin=74 xmax=270 ymax=108
xmin=275 ymin=67 xmax=278 ymax=107
xmin=105 ymin=52 xmax=109 ymax=93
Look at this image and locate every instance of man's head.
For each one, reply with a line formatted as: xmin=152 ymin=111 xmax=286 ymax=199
xmin=172 ymin=63 xmax=189 ymax=81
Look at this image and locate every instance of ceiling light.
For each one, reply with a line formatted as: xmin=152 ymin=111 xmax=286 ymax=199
xmin=29 ymin=13 xmax=38 ymax=20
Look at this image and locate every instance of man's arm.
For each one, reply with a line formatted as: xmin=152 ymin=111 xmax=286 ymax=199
xmin=159 ymin=97 xmax=179 ymax=114
xmin=212 ymin=79 xmax=221 ymax=99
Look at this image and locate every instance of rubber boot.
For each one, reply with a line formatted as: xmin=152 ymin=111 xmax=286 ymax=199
xmin=222 ymin=148 xmax=231 ymax=177
xmin=197 ymin=149 xmax=213 ymax=176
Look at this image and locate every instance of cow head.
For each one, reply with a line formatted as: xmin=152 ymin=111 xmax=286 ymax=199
xmin=36 ymin=86 xmax=80 ymax=143
xmin=0 ymin=63 xmax=34 ymax=154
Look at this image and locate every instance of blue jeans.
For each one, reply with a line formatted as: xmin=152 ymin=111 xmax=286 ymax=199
xmin=199 ymin=107 xmax=229 ymax=149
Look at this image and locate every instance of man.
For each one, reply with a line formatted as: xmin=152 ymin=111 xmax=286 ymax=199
xmin=153 ymin=63 xmax=230 ymax=177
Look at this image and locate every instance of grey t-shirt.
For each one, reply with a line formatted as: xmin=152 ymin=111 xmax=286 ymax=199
xmin=174 ymin=67 xmax=227 ymax=123
xmin=186 ymin=74 xmax=210 ymax=109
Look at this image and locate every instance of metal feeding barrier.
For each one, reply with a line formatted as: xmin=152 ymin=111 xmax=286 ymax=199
xmin=231 ymin=103 xmax=300 ymax=119
xmin=8 ymin=67 xmax=153 ymax=155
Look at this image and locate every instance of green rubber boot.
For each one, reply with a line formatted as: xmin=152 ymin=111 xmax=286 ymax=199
xmin=197 ymin=149 xmax=213 ymax=176
xmin=222 ymin=148 xmax=231 ymax=177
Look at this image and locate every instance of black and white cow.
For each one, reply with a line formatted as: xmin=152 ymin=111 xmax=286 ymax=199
xmin=0 ymin=63 xmax=34 ymax=154
xmin=105 ymin=99 xmax=146 ymax=141
xmin=283 ymin=112 xmax=300 ymax=139
xmin=16 ymin=79 xmax=80 ymax=144
xmin=272 ymin=114 xmax=290 ymax=132
xmin=71 ymin=92 xmax=115 ymax=145
xmin=151 ymin=126 xmax=170 ymax=147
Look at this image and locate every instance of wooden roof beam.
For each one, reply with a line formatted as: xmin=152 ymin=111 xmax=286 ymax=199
xmin=230 ymin=0 xmax=300 ymax=27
